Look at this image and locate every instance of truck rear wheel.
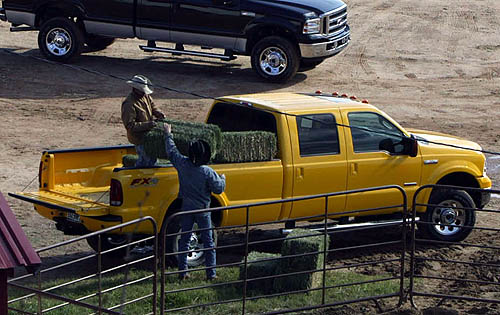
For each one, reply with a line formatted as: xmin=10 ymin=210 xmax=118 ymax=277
xmin=164 ymin=215 xmax=217 ymax=268
xmin=251 ymin=36 xmax=299 ymax=83
xmin=418 ymin=189 xmax=476 ymax=242
xmin=86 ymin=234 xmax=130 ymax=258
xmin=38 ymin=17 xmax=84 ymax=62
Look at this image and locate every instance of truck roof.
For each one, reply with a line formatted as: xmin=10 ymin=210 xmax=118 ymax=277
xmin=217 ymin=92 xmax=376 ymax=114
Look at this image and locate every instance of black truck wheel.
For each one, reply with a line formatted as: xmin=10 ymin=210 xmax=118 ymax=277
xmin=418 ymin=189 xmax=476 ymax=242
xmin=86 ymin=234 xmax=130 ymax=257
xmin=164 ymin=215 xmax=217 ymax=268
xmin=251 ymin=36 xmax=299 ymax=83
xmin=85 ymin=34 xmax=116 ymax=52
xmin=38 ymin=17 xmax=84 ymax=62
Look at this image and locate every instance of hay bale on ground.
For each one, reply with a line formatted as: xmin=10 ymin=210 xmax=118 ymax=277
xmin=273 ymin=229 xmax=328 ymax=293
xmin=239 ymin=251 xmax=280 ymax=294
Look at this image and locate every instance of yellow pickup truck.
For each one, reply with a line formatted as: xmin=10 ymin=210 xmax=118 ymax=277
xmin=10 ymin=92 xmax=491 ymax=263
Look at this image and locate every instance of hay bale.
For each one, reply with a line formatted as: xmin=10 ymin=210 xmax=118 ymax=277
xmin=214 ymin=131 xmax=277 ymax=163
xmin=273 ymin=229 xmax=327 ymax=293
xmin=122 ymin=154 xmax=170 ymax=167
xmin=239 ymin=252 xmax=280 ymax=294
xmin=122 ymin=154 xmax=138 ymax=167
xmin=143 ymin=119 xmax=222 ymax=160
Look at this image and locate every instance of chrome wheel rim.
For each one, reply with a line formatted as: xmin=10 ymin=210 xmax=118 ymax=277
xmin=431 ymin=199 xmax=466 ymax=236
xmin=259 ymin=47 xmax=288 ymax=76
xmin=46 ymin=28 xmax=72 ymax=56
xmin=186 ymin=233 xmax=204 ymax=263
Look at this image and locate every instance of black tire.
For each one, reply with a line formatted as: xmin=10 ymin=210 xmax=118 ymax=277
xmin=38 ymin=17 xmax=84 ymax=62
xmin=86 ymin=234 xmax=131 ymax=258
xmin=299 ymin=59 xmax=324 ymax=72
xmin=85 ymin=34 xmax=115 ymax=52
xmin=418 ymin=189 xmax=476 ymax=242
xmin=251 ymin=36 xmax=300 ymax=83
xmin=164 ymin=214 xmax=217 ymax=268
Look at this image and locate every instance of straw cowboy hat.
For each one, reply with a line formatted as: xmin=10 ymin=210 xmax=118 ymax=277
xmin=127 ymin=75 xmax=153 ymax=94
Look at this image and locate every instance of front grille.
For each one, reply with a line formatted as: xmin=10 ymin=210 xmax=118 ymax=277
xmin=322 ymin=6 xmax=348 ymax=36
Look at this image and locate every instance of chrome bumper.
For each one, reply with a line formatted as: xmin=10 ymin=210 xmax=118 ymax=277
xmin=299 ymin=33 xmax=350 ymax=59
xmin=0 ymin=8 xmax=6 ymax=22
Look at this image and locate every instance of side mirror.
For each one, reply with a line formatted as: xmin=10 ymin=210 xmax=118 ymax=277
xmin=379 ymin=139 xmax=395 ymax=154
xmin=402 ymin=136 xmax=418 ymax=157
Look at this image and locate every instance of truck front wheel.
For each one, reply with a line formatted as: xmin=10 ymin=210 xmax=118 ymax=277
xmin=418 ymin=189 xmax=476 ymax=242
xmin=251 ymin=36 xmax=299 ymax=83
xmin=38 ymin=17 xmax=84 ymax=62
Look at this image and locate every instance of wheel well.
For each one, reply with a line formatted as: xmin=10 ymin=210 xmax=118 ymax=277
xmin=35 ymin=4 xmax=84 ymax=28
xmin=435 ymin=172 xmax=481 ymax=206
xmin=246 ymin=25 xmax=298 ymax=55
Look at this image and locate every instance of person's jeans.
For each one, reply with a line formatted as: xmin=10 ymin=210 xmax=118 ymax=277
xmin=135 ymin=144 xmax=157 ymax=167
xmin=178 ymin=212 xmax=216 ymax=278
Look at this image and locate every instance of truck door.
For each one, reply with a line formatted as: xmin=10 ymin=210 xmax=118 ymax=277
xmin=288 ymin=111 xmax=348 ymax=220
xmin=136 ymin=0 xmax=173 ymax=41
xmin=170 ymin=0 xmax=246 ymax=49
xmin=343 ymin=110 xmax=421 ymax=214
xmin=82 ymin=0 xmax=135 ymax=37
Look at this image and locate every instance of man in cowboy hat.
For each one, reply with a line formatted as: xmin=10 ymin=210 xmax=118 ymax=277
xmin=122 ymin=75 xmax=166 ymax=167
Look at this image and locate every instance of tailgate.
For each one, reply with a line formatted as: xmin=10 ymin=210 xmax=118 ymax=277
xmin=9 ymin=190 xmax=110 ymax=215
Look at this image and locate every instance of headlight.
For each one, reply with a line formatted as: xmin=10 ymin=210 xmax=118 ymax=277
xmin=303 ymin=18 xmax=321 ymax=34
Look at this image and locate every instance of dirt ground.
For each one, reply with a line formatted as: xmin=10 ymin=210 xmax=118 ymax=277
xmin=1 ymin=0 xmax=499 ymax=313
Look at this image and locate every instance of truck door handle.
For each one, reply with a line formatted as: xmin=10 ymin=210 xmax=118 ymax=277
xmin=296 ymin=167 xmax=304 ymax=180
xmin=350 ymin=163 xmax=358 ymax=175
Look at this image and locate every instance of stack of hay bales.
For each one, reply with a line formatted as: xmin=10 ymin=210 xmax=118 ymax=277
xmin=273 ymin=229 xmax=326 ymax=292
xmin=140 ymin=119 xmax=277 ymax=164
xmin=240 ymin=229 xmax=327 ymax=295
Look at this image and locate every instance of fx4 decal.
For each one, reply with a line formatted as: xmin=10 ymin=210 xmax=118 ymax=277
xmin=130 ymin=177 xmax=159 ymax=188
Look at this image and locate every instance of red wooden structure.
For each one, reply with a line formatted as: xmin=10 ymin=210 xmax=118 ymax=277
xmin=0 ymin=191 xmax=41 ymax=315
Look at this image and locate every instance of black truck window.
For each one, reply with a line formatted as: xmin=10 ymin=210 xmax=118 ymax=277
xmin=348 ymin=112 xmax=404 ymax=153
xmin=296 ymin=114 xmax=339 ymax=156
xmin=207 ymin=102 xmax=277 ymax=134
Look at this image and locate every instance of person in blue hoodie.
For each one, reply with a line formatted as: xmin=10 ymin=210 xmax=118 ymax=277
xmin=163 ymin=123 xmax=226 ymax=280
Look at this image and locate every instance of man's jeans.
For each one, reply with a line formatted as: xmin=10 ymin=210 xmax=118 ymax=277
xmin=135 ymin=144 xmax=157 ymax=167
xmin=178 ymin=212 xmax=216 ymax=278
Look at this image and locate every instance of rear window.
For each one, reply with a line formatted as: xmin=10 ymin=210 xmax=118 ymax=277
xmin=207 ymin=102 xmax=277 ymax=134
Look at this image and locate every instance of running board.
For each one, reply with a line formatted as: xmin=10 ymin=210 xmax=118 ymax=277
xmin=10 ymin=26 xmax=37 ymax=32
xmin=139 ymin=45 xmax=237 ymax=61
xmin=281 ymin=218 xmax=419 ymax=235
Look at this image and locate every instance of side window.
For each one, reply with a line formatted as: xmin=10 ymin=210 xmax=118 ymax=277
xmin=296 ymin=114 xmax=339 ymax=156
xmin=348 ymin=112 xmax=405 ymax=153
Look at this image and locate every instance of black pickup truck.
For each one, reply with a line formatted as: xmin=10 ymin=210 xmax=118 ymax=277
xmin=0 ymin=0 xmax=350 ymax=82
